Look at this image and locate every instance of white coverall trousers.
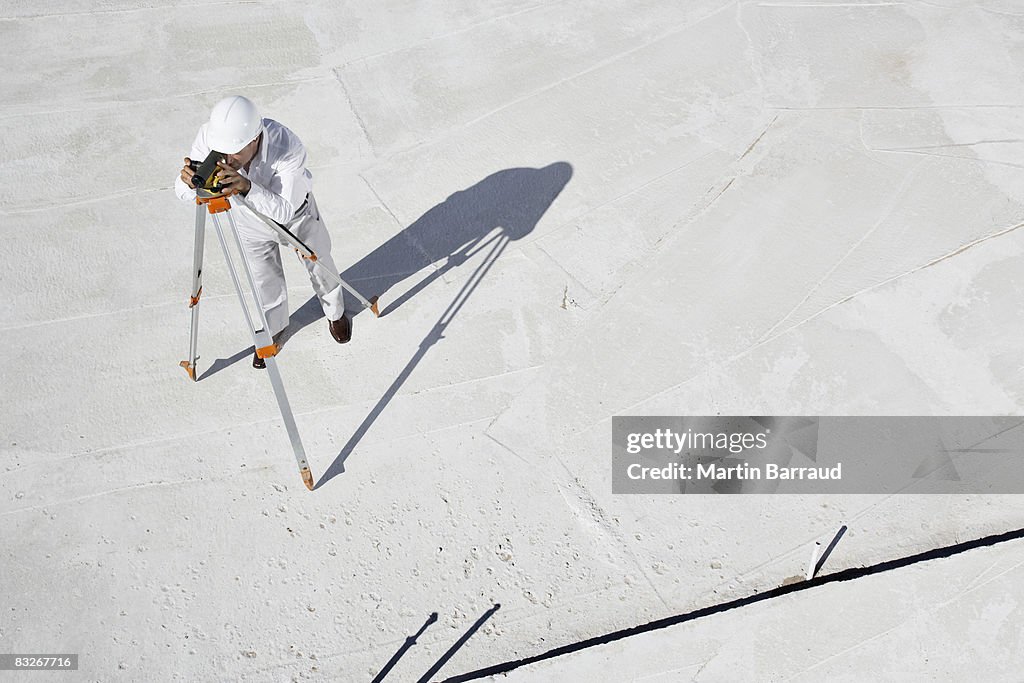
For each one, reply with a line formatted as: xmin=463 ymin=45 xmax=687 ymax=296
xmin=235 ymin=193 xmax=345 ymax=338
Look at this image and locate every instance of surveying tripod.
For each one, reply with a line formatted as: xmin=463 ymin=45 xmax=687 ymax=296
xmin=180 ymin=189 xmax=379 ymax=490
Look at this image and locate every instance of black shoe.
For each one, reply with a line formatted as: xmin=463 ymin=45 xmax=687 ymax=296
xmin=329 ymin=315 xmax=351 ymax=344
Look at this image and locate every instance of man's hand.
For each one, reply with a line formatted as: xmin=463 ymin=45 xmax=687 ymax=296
xmin=179 ymin=157 xmax=196 ymax=187
xmin=214 ymin=160 xmax=252 ymax=196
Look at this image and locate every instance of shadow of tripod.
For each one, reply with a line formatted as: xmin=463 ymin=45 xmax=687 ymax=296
xmin=314 ymin=163 xmax=573 ymax=487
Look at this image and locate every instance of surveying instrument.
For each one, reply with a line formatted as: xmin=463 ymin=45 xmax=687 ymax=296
xmin=179 ymin=164 xmax=379 ymax=490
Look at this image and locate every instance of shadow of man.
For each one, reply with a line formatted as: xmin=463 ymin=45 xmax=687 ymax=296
xmin=289 ymin=162 xmax=574 ymax=330
xmin=313 ymin=162 xmax=573 ymax=487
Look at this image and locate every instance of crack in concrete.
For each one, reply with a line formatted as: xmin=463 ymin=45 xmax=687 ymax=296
xmin=458 ymin=1 xmax=737 ymax=131
xmin=756 ymin=1 xmax=904 ymax=6
xmin=0 ymin=186 xmax=166 ymax=216
xmin=1 ymin=467 xmax=272 ymax=518
xmin=769 ymin=103 xmax=1024 ymax=111
xmin=332 ymin=68 xmax=378 ymax=157
xmin=736 ymin=0 xmax=766 ymax=109
xmin=739 ymin=114 xmax=779 ymax=160
xmin=0 ymin=75 xmax=333 ymax=121
xmin=735 ymin=217 xmax=1024 ymax=360
xmin=483 ymin=432 xmax=532 ymax=465
xmin=523 ymin=144 xmax=728 ymax=250
xmin=357 ymin=173 xmax=445 ymax=271
xmin=883 ymin=139 xmax=1024 ymax=150
xmin=754 ymin=159 xmax=925 ymax=344
xmin=0 ymin=0 xmax=262 ymax=21
xmin=867 ymin=146 xmax=1024 ymax=168
xmin=334 ymin=2 xmax=556 ymax=70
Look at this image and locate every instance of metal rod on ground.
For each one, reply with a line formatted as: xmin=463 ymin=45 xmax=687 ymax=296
xmin=806 ymin=541 xmax=822 ymax=580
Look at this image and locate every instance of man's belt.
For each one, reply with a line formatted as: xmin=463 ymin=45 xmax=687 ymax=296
xmin=291 ymin=194 xmax=310 ymax=222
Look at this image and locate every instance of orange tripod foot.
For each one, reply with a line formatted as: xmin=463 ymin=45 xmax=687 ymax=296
xmin=179 ymin=360 xmax=197 ymax=382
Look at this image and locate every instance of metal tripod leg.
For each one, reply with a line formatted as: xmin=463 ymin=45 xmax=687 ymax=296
xmin=234 ymin=195 xmax=380 ymax=316
xmin=210 ymin=208 xmax=316 ymax=491
xmin=180 ymin=204 xmax=206 ymax=381
xmin=293 ymin=235 xmax=380 ymax=317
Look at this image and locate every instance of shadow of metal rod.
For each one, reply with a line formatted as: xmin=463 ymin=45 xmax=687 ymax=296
xmin=418 ymin=604 xmax=501 ymax=683
xmin=372 ymin=612 xmax=439 ymax=683
xmin=315 ymin=234 xmax=511 ymax=488
xmin=381 ymin=231 xmax=502 ymax=317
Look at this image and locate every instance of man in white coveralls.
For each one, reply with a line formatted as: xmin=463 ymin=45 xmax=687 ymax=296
xmin=174 ymin=95 xmax=351 ymax=369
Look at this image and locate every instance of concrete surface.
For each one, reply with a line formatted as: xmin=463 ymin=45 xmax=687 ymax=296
xmin=490 ymin=535 xmax=1024 ymax=681
xmin=2 ymin=0 xmax=1024 ymax=680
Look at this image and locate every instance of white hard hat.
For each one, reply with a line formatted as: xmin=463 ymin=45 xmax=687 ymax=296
xmin=207 ymin=96 xmax=263 ymax=154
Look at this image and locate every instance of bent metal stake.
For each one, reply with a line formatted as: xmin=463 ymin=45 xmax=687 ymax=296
xmin=180 ymin=187 xmax=379 ymax=490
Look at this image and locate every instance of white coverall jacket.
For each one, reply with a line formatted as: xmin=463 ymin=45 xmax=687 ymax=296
xmin=174 ymin=118 xmax=345 ymax=337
